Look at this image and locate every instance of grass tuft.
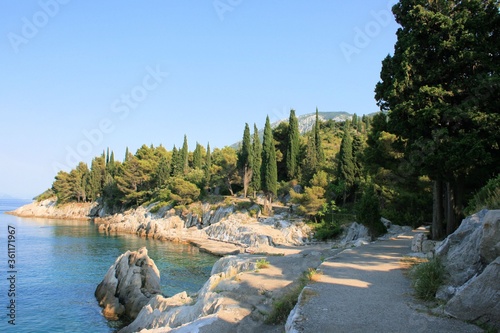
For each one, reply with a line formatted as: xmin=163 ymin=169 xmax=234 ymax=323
xmin=409 ymin=258 xmax=445 ymax=301
xmin=256 ymin=258 xmax=270 ymax=269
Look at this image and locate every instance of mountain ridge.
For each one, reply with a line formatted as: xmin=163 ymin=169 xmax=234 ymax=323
xmin=231 ymin=111 xmax=354 ymax=149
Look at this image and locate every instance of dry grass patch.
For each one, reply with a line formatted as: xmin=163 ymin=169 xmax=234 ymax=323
xmin=400 ymin=256 xmax=428 ymax=275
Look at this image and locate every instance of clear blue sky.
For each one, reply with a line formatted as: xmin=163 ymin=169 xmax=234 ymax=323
xmin=0 ymin=0 xmax=398 ymax=199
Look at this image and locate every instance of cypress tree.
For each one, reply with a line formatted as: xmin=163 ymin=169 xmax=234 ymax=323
xmin=155 ymin=155 xmax=170 ymax=188
xmin=181 ymin=135 xmax=189 ymax=174
xmin=286 ymin=109 xmax=300 ymax=180
xmin=124 ymin=147 xmax=130 ymax=162
xmin=107 ymin=151 xmax=116 ymax=176
xmin=238 ymin=123 xmax=254 ymax=197
xmin=261 ymin=116 xmax=278 ymax=206
xmin=205 ymin=143 xmax=212 ymax=187
xmin=251 ymin=124 xmax=262 ymax=195
xmin=337 ymin=122 xmax=355 ymax=204
xmin=314 ymin=108 xmax=325 ymax=165
xmin=302 ymin=133 xmax=318 ymax=184
xmin=170 ymin=145 xmax=181 ymax=177
xmin=193 ymin=142 xmax=203 ymax=169
xmin=106 ymin=147 xmax=110 ymax=165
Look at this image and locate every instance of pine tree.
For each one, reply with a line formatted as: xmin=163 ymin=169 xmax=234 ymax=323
xmin=314 ymin=108 xmax=325 ymax=165
xmin=337 ymin=122 xmax=355 ymax=204
xmin=251 ymin=124 xmax=262 ymax=195
xmin=286 ymin=109 xmax=300 ymax=180
xmin=261 ymin=116 xmax=278 ymax=213
xmin=237 ymin=123 xmax=254 ymax=197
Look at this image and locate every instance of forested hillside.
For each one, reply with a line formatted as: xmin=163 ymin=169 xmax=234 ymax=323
xmin=37 ymin=0 xmax=500 ymax=239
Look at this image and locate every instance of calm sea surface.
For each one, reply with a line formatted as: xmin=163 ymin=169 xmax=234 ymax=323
xmin=0 ymin=199 xmax=218 ymax=332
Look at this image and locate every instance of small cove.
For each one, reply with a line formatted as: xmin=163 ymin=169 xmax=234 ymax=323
xmin=0 ymin=199 xmax=218 ymax=332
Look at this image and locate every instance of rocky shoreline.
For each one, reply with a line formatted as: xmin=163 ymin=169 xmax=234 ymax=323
xmin=22 ymin=199 xmax=495 ymax=332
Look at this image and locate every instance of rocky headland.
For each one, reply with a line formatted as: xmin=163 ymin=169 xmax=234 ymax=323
xmin=8 ymin=198 xmax=97 ymax=220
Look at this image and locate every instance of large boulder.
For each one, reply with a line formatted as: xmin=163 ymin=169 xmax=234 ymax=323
xmin=119 ymin=255 xmax=255 ymax=333
xmin=435 ymin=210 xmax=499 ymax=286
xmin=435 ymin=210 xmax=500 ymax=329
xmin=445 ymin=257 xmax=500 ymax=328
xmin=95 ymin=247 xmax=161 ymax=320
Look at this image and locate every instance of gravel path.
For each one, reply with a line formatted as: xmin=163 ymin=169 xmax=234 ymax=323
xmin=287 ymin=233 xmax=483 ymax=333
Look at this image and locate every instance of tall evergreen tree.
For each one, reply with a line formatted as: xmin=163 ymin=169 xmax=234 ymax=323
xmin=181 ymin=135 xmax=189 ymax=174
xmin=107 ymin=151 xmax=116 ymax=176
xmin=337 ymin=122 xmax=355 ymax=204
xmin=106 ymin=147 xmax=110 ymax=165
xmin=155 ymin=155 xmax=170 ymax=188
xmin=88 ymin=156 xmax=105 ymax=201
xmin=273 ymin=122 xmax=289 ymax=181
xmin=375 ymin=0 xmax=500 ymax=238
xmin=193 ymin=142 xmax=204 ymax=170
xmin=261 ymin=116 xmax=278 ymax=212
xmin=301 ymin=133 xmax=319 ymax=184
xmin=286 ymin=109 xmax=300 ymax=180
xmin=251 ymin=124 xmax=262 ymax=195
xmin=170 ymin=145 xmax=182 ymax=177
xmin=314 ymin=108 xmax=325 ymax=165
xmin=205 ymin=143 xmax=212 ymax=187
xmin=124 ymin=147 xmax=130 ymax=162
xmin=237 ymin=123 xmax=254 ymax=197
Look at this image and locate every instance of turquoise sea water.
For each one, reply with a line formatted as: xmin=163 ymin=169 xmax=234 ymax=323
xmin=0 ymin=199 xmax=218 ymax=333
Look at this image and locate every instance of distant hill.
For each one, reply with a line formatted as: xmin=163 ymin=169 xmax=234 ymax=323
xmin=231 ymin=111 xmax=353 ymax=149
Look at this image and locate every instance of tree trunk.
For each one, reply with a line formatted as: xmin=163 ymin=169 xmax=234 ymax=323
xmin=446 ymin=182 xmax=456 ymax=236
xmin=263 ymin=193 xmax=273 ymax=216
xmin=243 ymin=167 xmax=253 ymax=198
xmin=432 ymin=180 xmax=445 ymax=240
xmin=446 ymin=180 xmax=464 ymax=235
xmin=227 ymin=176 xmax=234 ymax=196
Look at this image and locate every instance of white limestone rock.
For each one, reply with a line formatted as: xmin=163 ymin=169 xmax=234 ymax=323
xmin=95 ymin=247 xmax=161 ymax=320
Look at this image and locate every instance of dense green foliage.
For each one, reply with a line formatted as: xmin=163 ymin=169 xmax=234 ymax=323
xmin=465 ymin=174 xmax=500 ymax=215
xmin=237 ymin=123 xmax=254 ymax=198
xmin=357 ymin=184 xmax=387 ymax=239
xmin=375 ymin=0 xmax=500 ymax=238
xmin=44 ymin=1 xmax=498 ymax=241
xmin=286 ymin=109 xmax=300 ymax=180
xmin=261 ymin=116 xmax=278 ymax=200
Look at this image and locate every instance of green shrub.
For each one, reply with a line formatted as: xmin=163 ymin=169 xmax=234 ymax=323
xmin=410 ymin=258 xmax=445 ymax=301
xmin=313 ymin=222 xmax=342 ymax=241
xmin=169 ymin=178 xmax=200 ymax=205
xmin=256 ymin=258 xmax=270 ymax=269
xmin=150 ymin=202 xmax=170 ymax=214
xmin=357 ymin=184 xmax=387 ymax=238
xmin=34 ymin=188 xmax=55 ymax=202
xmin=236 ymin=201 xmax=253 ymax=211
xmin=466 ymin=174 xmax=500 ymax=215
